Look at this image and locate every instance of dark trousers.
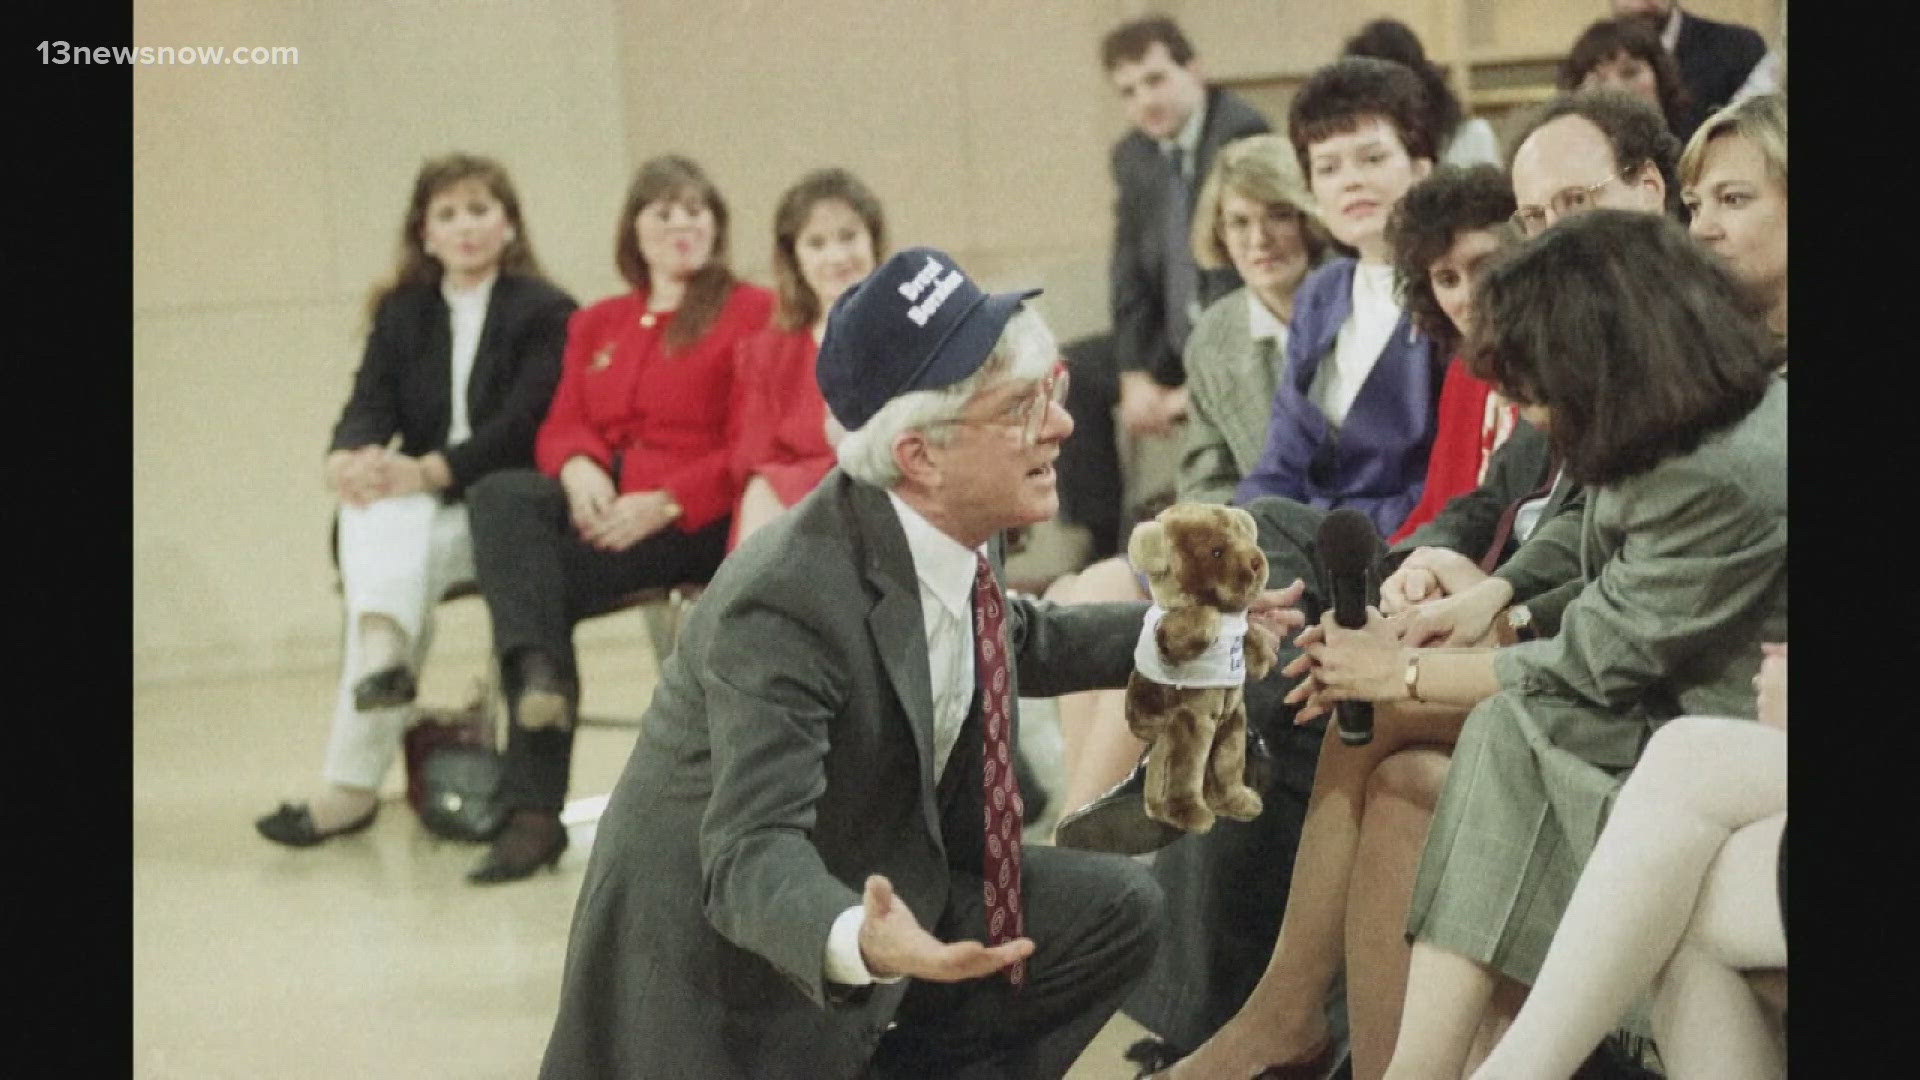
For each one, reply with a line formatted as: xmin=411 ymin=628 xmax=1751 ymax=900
xmin=867 ymin=845 xmax=1165 ymax=1080
xmin=467 ymin=468 xmax=728 ymax=811
xmin=1054 ymin=334 xmax=1125 ymax=562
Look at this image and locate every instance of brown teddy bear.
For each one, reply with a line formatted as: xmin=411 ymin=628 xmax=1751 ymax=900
xmin=1124 ymin=503 xmax=1280 ymax=834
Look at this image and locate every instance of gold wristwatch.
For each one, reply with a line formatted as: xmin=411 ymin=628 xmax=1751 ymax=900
xmin=1403 ymin=652 xmax=1420 ymax=702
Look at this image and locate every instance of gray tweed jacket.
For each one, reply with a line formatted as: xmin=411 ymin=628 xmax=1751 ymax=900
xmin=1178 ymin=287 xmax=1285 ymax=504
xmin=537 ymin=471 xmax=1146 ymax=1079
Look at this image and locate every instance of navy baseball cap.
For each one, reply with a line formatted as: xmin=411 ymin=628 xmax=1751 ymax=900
xmin=816 ymin=246 xmax=1042 ymax=431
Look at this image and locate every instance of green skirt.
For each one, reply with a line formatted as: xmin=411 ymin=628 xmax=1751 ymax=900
xmin=1405 ymin=689 xmax=1656 ymax=1033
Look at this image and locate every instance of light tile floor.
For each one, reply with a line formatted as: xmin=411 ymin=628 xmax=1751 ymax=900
xmin=134 ymin=633 xmax=1151 ymax=1079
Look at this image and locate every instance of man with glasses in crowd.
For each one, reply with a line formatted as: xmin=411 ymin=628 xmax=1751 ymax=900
xmin=536 ymin=245 xmax=1306 ymax=1080
xmin=1386 ymin=86 xmax=1686 ymax=653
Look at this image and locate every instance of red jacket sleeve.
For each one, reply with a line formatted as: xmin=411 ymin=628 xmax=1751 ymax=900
xmin=1388 ymin=358 xmax=1495 ymax=544
xmin=648 ymin=286 xmax=775 ymax=531
xmin=727 ymin=331 xmax=780 ymax=487
xmin=535 ymin=300 xmax=621 ymax=475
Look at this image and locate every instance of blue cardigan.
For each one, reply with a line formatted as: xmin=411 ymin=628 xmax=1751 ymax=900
xmin=1233 ymin=257 xmax=1439 ymax=537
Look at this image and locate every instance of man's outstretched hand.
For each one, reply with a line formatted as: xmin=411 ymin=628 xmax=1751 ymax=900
xmin=857 ymin=875 xmax=1033 ymax=982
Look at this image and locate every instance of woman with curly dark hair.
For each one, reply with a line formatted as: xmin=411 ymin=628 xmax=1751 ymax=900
xmin=1344 ymin=18 xmax=1500 ymax=168
xmin=1560 ymin=16 xmax=1693 ymax=138
xmin=1381 ymin=165 xmax=1520 ymax=544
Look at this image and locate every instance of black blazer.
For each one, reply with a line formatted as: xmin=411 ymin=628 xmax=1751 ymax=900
xmin=329 ymin=273 xmax=576 ymax=498
xmin=1109 ymin=85 xmax=1270 ymax=387
xmin=1672 ymin=9 xmax=1768 ymax=139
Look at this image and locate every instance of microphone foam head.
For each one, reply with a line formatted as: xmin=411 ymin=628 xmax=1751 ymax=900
xmin=1316 ymin=508 xmax=1381 ymax=580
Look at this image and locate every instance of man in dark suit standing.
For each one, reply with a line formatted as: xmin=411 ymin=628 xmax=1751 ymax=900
xmin=536 ymin=245 xmax=1308 ymax=1079
xmin=1612 ymin=0 xmax=1771 ymax=137
xmin=1096 ymin=16 xmax=1270 ymax=462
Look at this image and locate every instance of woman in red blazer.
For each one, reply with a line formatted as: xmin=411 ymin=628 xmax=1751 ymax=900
xmin=726 ymin=168 xmax=888 ymax=550
xmin=465 ymin=155 xmax=772 ymax=883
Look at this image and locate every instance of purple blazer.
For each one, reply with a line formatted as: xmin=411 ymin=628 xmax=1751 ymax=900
xmin=1232 ymin=257 xmax=1439 ymax=537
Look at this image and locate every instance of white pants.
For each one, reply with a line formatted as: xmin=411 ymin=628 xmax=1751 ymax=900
xmin=322 ymin=494 xmax=475 ymax=789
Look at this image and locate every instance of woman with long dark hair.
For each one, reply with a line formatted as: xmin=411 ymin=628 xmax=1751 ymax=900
xmin=256 ymin=153 xmax=575 ymax=848
xmin=1560 ymin=16 xmax=1693 ymax=138
xmin=1285 ymin=210 xmax=1785 ymax=1078
xmin=725 ymin=168 xmax=886 ymax=549
xmin=463 ymin=155 xmax=773 ymax=883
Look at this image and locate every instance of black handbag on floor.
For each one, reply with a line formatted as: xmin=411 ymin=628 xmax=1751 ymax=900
xmin=403 ymin=683 xmax=508 ymax=843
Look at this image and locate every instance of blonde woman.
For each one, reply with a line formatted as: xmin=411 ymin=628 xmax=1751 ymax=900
xmin=1680 ymin=94 xmax=1786 ymax=339
xmin=1050 ymin=132 xmax=1329 ymax=827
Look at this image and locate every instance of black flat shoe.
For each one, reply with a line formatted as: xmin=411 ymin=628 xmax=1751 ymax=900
xmin=1125 ymin=1036 xmax=1189 ymax=1078
xmin=353 ymin=665 xmax=417 ymax=711
xmin=254 ymin=800 xmax=379 ymax=848
xmin=1052 ymin=759 xmax=1185 ymax=855
xmin=468 ymin=809 xmax=568 ymax=884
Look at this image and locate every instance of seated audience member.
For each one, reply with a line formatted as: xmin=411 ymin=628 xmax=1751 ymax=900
xmin=1286 ymin=211 xmax=1786 ymax=1080
xmin=1101 ymin=15 xmax=1270 ymax=447
xmin=1560 ymin=16 xmax=1693 ymax=138
xmin=1342 ymin=18 xmax=1501 ymax=168
xmin=1680 ymin=93 xmax=1786 ymax=341
xmin=1382 ymin=165 xmax=1520 ymax=544
xmin=256 ymin=154 xmax=575 ymax=848
xmin=462 ymin=155 xmax=773 ymax=884
xmin=1610 ymin=0 xmax=1769 ymax=138
xmin=535 ymin=246 xmax=1308 ymax=1080
xmin=1473 ymin=643 xmax=1788 ymax=1079
xmin=727 ymin=167 xmax=886 ymax=550
xmin=1392 ymin=87 xmax=1694 ymax=653
xmin=1087 ymin=93 xmax=1694 ymax=1076
xmin=1133 ymin=168 xmax=1533 ymax=1080
xmin=1232 ymin=57 xmax=1443 ymax=539
xmin=1048 ymin=131 xmax=1328 ymax=824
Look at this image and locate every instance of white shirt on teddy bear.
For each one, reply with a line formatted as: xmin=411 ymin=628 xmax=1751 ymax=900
xmin=1133 ymin=604 xmax=1249 ymax=688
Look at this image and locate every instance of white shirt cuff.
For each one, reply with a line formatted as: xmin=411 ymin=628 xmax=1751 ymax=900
xmin=824 ymin=904 xmax=903 ymax=987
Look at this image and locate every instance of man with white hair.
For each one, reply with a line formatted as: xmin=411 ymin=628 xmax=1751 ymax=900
xmin=537 ymin=246 xmax=1306 ymax=1079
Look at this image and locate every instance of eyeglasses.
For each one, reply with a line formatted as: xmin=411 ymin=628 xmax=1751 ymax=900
xmin=1511 ymin=168 xmax=1633 ymax=237
xmin=933 ymin=365 xmax=1071 ymax=447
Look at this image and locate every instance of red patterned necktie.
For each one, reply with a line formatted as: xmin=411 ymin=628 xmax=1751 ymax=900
xmin=971 ymin=554 xmax=1025 ymax=985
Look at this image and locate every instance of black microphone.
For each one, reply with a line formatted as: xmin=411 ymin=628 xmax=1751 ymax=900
xmin=1316 ymin=508 xmax=1383 ymax=746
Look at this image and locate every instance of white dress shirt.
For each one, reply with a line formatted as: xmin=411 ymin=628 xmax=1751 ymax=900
xmin=1310 ymin=261 xmax=1401 ymax=427
xmin=441 ymin=272 xmax=496 ymax=445
xmin=1158 ymin=96 xmax=1208 ymax=180
xmin=823 ymin=492 xmax=990 ymax=986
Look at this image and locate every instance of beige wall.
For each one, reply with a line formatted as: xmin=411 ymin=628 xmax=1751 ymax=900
xmin=133 ymin=0 xmax=1783 ymax=684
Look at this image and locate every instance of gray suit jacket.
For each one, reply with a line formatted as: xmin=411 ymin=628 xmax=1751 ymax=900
xmin=1109 ymin=86 xmax=1270 ymax=386
xmin=1490 ymin=377 xmax=1789 ymax=766
xmin=539 ymin=471 xmax=1145 ymax=1079
xmin=1178 ymin=288 xmax=1283 ymax=504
